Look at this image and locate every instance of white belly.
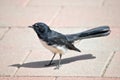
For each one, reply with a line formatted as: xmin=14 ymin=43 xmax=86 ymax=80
xmin=40 ymin=39 xmax=67 ymax=54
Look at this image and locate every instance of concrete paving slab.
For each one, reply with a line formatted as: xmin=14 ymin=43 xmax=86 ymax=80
xmin=14 ymin=48 xmax=112 ymax=76
xmin=27 ymin=0 xmax=104 ymax=6
xmin=51 ymin=6 xmax=120 ymax=27
xmin=104 ymin=0 xmax=120 ymax=6
xmin=0 ymin=28 xmax=9 ymax=40
xmin=0 ymin=28 xmax=44 ymax=51
xmin=0 ymin=6 xmax=60 ymax=27
xmin=0 ymin=45 xmax=29 ymax=76
xmin=0 ymin=77 xmax=120 ymax=80
xmin=57 ymin=77 xmax=120 ymax=80
xmin=104 ymin=51 xmax=120 ymax=77
xmin=0 ymin=77 xmax=55 ymax=80
xmin=0 ymin=0 xmax=29 ymax=7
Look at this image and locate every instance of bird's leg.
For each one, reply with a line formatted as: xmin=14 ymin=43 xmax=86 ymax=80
xmin=55 ymin=54 xmax=62 ymax=69
xmin=45 ymin=53 xmax=56 ymax=66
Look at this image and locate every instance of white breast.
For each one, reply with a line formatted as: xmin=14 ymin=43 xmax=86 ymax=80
xmin=40 ymin=39 xmax=67 ymax=54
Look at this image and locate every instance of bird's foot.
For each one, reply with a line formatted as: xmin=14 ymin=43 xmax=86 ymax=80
xmin=44 ymin=63 xmax=55 ymax=67
xmin=54 ymin=65 xmax=61 ymax=70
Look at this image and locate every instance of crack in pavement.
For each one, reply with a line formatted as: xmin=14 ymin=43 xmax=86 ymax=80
xmin=102 ymin=0 xmax=106 ymax=6
xmin=13 ymin=50 xmax=32 ymax=77
xmin=48 ymin=6 xmax=64 ymax=26
xmin=101 ymin=51 xmax=116 ymax=77
xmin=0 ymin=27 xmax=11 ymax=40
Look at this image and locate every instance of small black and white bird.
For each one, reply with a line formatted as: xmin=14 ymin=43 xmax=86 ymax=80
xmin=29 ymin=22 xmax=111 ymax=69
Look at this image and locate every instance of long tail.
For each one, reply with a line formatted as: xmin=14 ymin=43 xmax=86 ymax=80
xmin=66 ymin=26 xmax=111 ymax=43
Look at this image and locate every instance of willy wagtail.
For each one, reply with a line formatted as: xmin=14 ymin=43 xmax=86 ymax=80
xmin=29 ymin=22 xmax=110 ymax=69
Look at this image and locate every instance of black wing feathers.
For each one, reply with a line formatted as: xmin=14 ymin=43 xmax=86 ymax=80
xmin=47 ymin=31 xmax=81 ymax=52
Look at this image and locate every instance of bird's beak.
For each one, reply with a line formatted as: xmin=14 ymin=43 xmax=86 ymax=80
xmin=28 ymin=26 xmax=33 ymax=28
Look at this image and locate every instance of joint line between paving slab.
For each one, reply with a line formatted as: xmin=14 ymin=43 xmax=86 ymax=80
xmin=0 ymin=27 xmax=11 ymax=40
xmin=55 ymin=76 xmax=58 ymax=80
xmin=13 ymin=50 xmax=32 ymax=77
xmin=102 ymin=0 xmax=106 ymax=6
xmin=48 ymin=6 xmax=64 ymax=26
xmin=101 ymin=51 xmax=116 ymax=77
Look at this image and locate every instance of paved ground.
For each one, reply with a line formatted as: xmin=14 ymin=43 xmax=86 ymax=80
xmin=0 ymin=0 xmax=120 ymax=80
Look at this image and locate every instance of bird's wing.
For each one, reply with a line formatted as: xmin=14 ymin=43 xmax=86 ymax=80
xmin=65 ymin=33 xmax=80 ymax=43
xmin=47 ymin=34 xmax=69 ymax=46
xmin=47 ymin=35 xmax=81 ymax=52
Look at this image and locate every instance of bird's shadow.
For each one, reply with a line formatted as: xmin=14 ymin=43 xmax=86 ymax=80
xmin=10 ymin=54 xmax=96 ymax=68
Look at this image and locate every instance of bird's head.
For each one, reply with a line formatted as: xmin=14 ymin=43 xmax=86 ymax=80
xmin=29 ymin=22 xmax=51 ymax=34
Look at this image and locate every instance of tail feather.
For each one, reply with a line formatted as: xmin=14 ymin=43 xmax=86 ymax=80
xmin=66 ymin=26 xmax=111 ymax=43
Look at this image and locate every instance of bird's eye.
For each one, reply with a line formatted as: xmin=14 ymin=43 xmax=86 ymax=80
xmin=39 ymin=27 xmax=45 ymax=33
